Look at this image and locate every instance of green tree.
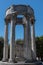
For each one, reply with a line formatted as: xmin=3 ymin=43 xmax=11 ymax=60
xmin=36 ymin=36 xmax=43 ymax=60
xmin=16 ymin=39 xmax=24 ymax=45
xmin=0 ymin=37 xmax=4 ymax=60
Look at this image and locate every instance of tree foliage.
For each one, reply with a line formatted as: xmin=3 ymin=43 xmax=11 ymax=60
xmin=16 ymin=39 xmax=24 ymax=45
xmin=36 ymin=36 xmax=43 ymax=60
xmin=0 ymin=36 xmax=43 ymax=60
xmin=0 ymin=37 xmax=4 ymax=60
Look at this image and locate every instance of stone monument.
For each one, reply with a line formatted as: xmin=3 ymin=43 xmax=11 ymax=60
xmin=0 ymin=4 xmax=42 ymax=65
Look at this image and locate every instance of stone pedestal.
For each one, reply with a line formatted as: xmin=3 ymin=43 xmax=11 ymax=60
xmin=0 ymin=61 xmax=42 ymax=65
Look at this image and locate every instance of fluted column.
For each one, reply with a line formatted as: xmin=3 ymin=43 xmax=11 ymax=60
xmin=23 ymin=17 xmax=32 ymax=60
xmin=2 ymin=22 xmax=8 ymax=62
xmin=31 ymin=23 xmax=36 ymax=60
xmin=9 ymin=15 xmax=15 ymax=62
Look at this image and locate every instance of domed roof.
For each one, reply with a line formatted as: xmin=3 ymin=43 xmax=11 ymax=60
xmin=5 ymin=4 xmax=35 ymax=24
xmin=6 ymin=5 xmax=34 ymax=16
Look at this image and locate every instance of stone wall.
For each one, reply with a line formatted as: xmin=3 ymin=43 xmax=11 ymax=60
xmin=15 ymin=43 xmax=24 ymax=58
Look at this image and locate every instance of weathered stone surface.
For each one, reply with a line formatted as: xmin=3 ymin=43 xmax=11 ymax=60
xmin=0 ymin=4 xmax=42 ymax=65
xmin=9 ymin=16 xmax=16 ymax=62
xmin=0 ymin=61 xmax=42 ymax=65
xmin=6 ymin=5 xmax=34 ymax=17
xmin=31 ymin=23 xmax=36 ymax=60
xmin=2 ymin=22 xmax=8 ymax=62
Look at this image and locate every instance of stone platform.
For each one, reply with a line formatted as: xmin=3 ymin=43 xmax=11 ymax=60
xmin=0 ymin=61 xmax=42 ymax=65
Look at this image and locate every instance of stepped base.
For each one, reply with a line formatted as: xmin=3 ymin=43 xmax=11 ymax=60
xmin=0 ymin=61 xmax=42 ymax=65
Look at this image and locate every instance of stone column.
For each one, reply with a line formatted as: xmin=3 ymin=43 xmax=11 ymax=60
xmin=2 ymin=22 xmax=8 ymax=62
xmin=9 ymin=15 xmax=15 ymax=62
xmin=23 ymin=17 xmax=32 ymax=60
xmin=31 ymin=23 xmax=36 ymax=60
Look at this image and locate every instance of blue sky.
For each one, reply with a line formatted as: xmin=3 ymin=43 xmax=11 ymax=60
xmin=0 ymin=0 xmax=43 ymax=40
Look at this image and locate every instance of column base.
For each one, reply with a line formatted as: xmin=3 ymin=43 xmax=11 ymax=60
xmin=9 ymin=59 xmax=17 ymax=63
xmin=2 ymin=58 xmax=8 ymax=62
xmin=9 ymin=59 xmax=13 ymax=63
xmin=0 ymin=61 xmax=42 ymax=65
xmin=25 ymin=59 xmax=42 ymax=64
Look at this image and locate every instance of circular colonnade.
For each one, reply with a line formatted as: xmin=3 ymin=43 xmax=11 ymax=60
xmin=2 ymin=5 xmax=36 ymax=63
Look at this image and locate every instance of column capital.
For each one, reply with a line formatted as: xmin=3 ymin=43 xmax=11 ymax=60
xmin=29 ymin=17 xmax=35 ymax=25
xmin=5 ymin=13 xmax=17 ymax=24
xmin=11 ymin=13 xmax=17 ymax=19
xmin=24 ymin=13 xmax=30 ymax=20
xmin=23 ymin=24 xmax=26 ymax=28
xmin=10 ymin=14 xmax=17 ymax=24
